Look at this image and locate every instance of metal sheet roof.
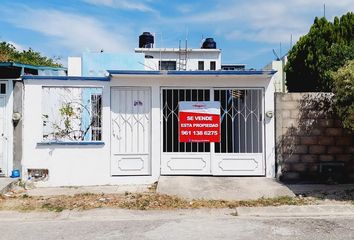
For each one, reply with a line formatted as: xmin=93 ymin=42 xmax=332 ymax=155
xmin=0 ymin=62 xmax=66 ymax=71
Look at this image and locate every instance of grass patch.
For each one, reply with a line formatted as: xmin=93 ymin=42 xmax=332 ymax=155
xmin=21 ymin=194 xmax=31 ymax=199
xmin=41 ymin=203 xmax=65 ymax=212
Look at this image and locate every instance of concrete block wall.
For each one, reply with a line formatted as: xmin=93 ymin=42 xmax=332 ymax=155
xmin=275 ymin=93 xmax=354 ymax=183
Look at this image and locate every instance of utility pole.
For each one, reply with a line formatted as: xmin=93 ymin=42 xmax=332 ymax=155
xmin=323 ymin=3 xmax=326 ymax=18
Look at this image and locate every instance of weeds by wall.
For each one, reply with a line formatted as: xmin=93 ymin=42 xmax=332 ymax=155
xmin=276 ymin=93 xmax=354 ymax=183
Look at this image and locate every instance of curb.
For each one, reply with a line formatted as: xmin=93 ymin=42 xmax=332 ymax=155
xmin=236 ymin=205 xmax=354 ymax=217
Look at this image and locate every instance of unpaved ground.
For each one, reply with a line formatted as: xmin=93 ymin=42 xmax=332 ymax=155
xmin=0 ymin=182 xmax=353 ymax=212
xmin=0 ymin=192 xmax=317 ymax=212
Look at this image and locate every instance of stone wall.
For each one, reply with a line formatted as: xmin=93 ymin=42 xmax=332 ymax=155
xmin=275 ymin=93 xmax=354 ymax=183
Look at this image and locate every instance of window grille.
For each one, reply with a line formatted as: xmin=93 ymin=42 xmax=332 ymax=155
xmin=162 ymin=88 xmax=263 ymax=154
xmin=214 ymin=89 xmax=263 ymax=153
xmin=42 ymin=87 xmax=103 ymax=142
xmin=162 ymin=89 xmax=210 ymax=153
xmin=91 ymin=94 xmax=102 ymax=141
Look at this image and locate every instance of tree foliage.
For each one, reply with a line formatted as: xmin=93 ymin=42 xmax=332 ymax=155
xmin=332 ymin=60 xmax=354 ymax=131
xmin=285 ymin=12 xmax=354 ymax=92
xmin=0 ymin=41 xmax=62 ymax=67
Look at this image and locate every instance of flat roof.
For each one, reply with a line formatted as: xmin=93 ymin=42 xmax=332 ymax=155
xmin=22 ymin=76 xmax=109 ymax=81
xmin=107 ymin=70 xmax=276 ymax=76
xmin=21 ymin=70 xmax=276 ymax=81
xmin=135 ymin=48 xmax=221 ymax=53
xmin=221 ymin=64 xmax=246 ymax=66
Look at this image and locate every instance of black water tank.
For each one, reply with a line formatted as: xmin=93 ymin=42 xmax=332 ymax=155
xmin=201 ymin=38 xmax=216 ymax=49
xmin=139 ymin=32 xmax=154 ymax=48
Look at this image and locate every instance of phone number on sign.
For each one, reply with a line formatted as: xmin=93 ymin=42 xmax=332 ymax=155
xmin=181 ymin=130 xmax=219 ymax=136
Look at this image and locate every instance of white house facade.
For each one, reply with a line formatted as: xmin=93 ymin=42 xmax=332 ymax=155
xmin=135 ymin=48 xmax=222 ymax=71
xmin=21 ymin=70 xmax=276 ymax=186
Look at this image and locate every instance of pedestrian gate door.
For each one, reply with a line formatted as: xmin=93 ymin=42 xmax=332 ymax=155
xmin=161 ymin=88 xmax=265 ymax=176
xmin=111 ymin=87 xmax=151 ymax=175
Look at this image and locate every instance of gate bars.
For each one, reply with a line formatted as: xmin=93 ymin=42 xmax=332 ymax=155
xmin=162 ymin=88 xmax=263 ymax=154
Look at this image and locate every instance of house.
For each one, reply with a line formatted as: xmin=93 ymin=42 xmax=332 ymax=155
xmin=263 ymin=56 xmax=287 ymax=93
xmin=3 ymin=33 xmax=276 ymax=186
xmin=0 ymin=62 xmax=66 ymax=177
xmin=20 ymin=69 xmax=276 ymax=186
xmin=68 ymin=51 xmax=144 ymax=77
xmin=135 ymin=32 xmax=221 ymax=71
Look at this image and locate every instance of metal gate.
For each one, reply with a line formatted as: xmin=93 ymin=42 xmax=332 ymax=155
xmin=160 ymin=88 xmax=265 ymax=176
xmin=111 ymin=87 xmax=151 ymax=175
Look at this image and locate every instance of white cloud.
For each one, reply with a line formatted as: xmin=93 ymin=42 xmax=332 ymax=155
xmin=2 ymin=7 xmax=133 ymax=53
xmin=83 ymin=0 xmax=156 ymax=13
xmin=176 ymin=4 xmax=196 ymax=14
xmin=7 ymin=41 xmax=25 ymax=51
xmin=164 ymin=0 xmax=354 ymax=44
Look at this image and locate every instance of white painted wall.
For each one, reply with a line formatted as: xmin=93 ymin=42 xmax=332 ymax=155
xmin=135 ymin=48 xmax=221 ymax=71
xmin=263 ymin=59 xmax=287 ymax=93
xmin=68 ymin=57 xmax=82 ymax=76
xmin=22 ymin=74 xmax=275 ymax=186
xmin=0 ymin=80 xmax=14 ymax=177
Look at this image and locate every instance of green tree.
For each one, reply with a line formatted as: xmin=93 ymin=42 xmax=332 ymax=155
xmin=332 ymin=60 xmax=354 ymax=131
xmin=285 ymin=12 xmax=354 ymax=92
xmin=0 ymin=41 xmax=62 ymax=67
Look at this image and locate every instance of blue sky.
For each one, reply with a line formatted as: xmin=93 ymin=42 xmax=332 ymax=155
xmin=0 ymin=0 xmax=353 ymax=69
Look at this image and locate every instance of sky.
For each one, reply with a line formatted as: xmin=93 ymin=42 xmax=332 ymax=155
xmin=0 ymin=0 xmax=353 ymax=69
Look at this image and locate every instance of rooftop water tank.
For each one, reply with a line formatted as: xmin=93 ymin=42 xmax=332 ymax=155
xmin=201 ymin=38 xmax=216 ymax=49
xmin=139 ymin=32 xmax=154 ymax=48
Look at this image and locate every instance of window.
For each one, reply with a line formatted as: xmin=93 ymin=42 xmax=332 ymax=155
xmin=42 ymin=87 xmax=103 ymax=142
xmin=0 ymin=83 xmax=6 ymax=94
xmin=91 ymin=94 xmax=102 ymax=141
xmin=198 ymin=61 xmax=204 ymax=70
xmin=159 ymin=61 xmax=176 ymax=70
xmin=210 ymin=61 xmax=216 ymax=70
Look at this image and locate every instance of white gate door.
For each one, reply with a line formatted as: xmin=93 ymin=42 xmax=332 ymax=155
xmin=161 ymin=88 xmax=265 ymax=176
xmin=0 ymin=96 xmax=6 ymax=176
xmin=212 ymin=89 xmax=265 ymax=176
xmin=161 ymin=89 xmax=212 ymax=175
xmin=111 ymin=87 xmax=151 ymax=176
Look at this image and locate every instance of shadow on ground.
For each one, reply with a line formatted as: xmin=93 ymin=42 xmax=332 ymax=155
xmin=286 ymin=184 xmax=354 ymax=201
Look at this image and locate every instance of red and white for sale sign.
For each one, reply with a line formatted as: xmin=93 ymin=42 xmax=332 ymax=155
xmin=179 ymin=101 xmax=221 ymax=143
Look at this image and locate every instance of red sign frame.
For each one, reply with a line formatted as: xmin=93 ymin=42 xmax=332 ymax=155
xmin=179 ymin=101 xmax=220 ymax=143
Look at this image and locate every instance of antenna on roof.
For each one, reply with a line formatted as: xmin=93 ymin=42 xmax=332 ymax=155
xmin=272 ymin=49 xmax=280 ymax=61
xmin=290 ymin=34 xmax=293 ymax=49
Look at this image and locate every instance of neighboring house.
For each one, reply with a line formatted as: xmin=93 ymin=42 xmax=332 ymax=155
xmin=263 ymin=56 xmax=287 ymax=93
xmin=68 ymin=52 xmax=144 ymax=77
xmin=67 ymin=33 xmax=247 ymax=76
xmin=20 ymin=69 xmax=276 ymax=186
xmin=135 ymin=32 xmax=221 ymax=71
xmin=0 ymin=62 xmax=66 ymax=177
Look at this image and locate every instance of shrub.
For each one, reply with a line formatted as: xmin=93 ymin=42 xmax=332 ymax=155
xmin=332 ymin=60 xmax=354 ymax=131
